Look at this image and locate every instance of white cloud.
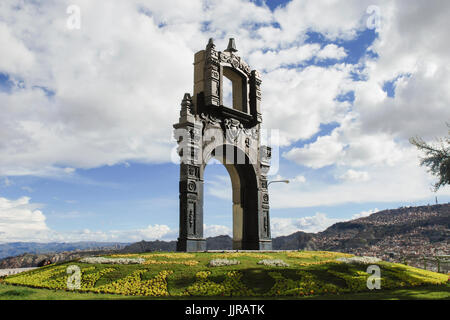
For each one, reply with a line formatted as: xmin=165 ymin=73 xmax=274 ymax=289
xmin=0 ymin=196 xmax=49 ymax=242
xmin=262 ymin=64 xmax=353 ymax=146
xmin=316 ymin=44 xmax=347 ymax=61
xmin=204 ymin=224 xmax=232 ymax=238
xmin=41 ymin=225 xmax=177 ymax=243
xmin=284 ymin=131 xmax=344 ymax=168
xmin=0 ymin=0 xmax=361 ymax=175
xmin=291 ymin=175 xmax=306 ymax=183
xmin=271 ymin=208 xmax=382 ymax=237
xmin=352 ymin=208 xmax=379 ymax=219
xmin=350 ymin=1 xmax=450 ymax=142
xmin=271 ymin=213 xmax=340 ymax=236
xmin=2 ymin=177 xmax=12 ymax=187
xmin=249 ymin=43 xmax=347 ymax=72
xmin=271 ymin=154 xmax=450 ymax=209
xmin=205 ymin=174 xmax=232 ymax=200
xmin=276 ymin=0 xmax=450 ymax=207
xmin=0 ymin=195 xmax=176 ymax=242
xmin=0 ymin=0 xmax=449 ymax=214
xmin=0 ymin=1 xmax=196 ymax=176
xmin=338 ymin=169 xmax=370 ymax=182
xmin=0 ymin=23 xmax=34 ymax=75
xmin=249 ymin=43 xmax=321 ymax=71
xmin=21 ymin=186 xmax=34 ymax=193
xmin=0 ymin=194 xmax=234 ymax=242
xmin=133 ymin=224 xmax=172 ymax=240
xmin=272 ymin=0 xmax=371 ymax=43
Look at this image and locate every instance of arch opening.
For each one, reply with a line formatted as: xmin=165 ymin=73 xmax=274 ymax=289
xmin=202 ymin=144 xmax=258 ymax=250
xmin=222 ymin=75 xmax=233 ymax=108
xmin=202 ymin=161 xmax=233 ymax=246
xmin=223 ymin=66 xmax=248 ymax=113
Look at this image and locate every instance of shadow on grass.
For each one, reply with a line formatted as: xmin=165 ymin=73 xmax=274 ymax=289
xmin=0 ymin=282 xmax=448 ymax=300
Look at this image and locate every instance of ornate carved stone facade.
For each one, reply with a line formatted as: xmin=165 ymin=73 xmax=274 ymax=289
xmin=174 ymin=38 xmax=272 ymax=251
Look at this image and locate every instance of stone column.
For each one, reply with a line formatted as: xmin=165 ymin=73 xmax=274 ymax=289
xmin=174 ymin=94 xmax=206 ymax=252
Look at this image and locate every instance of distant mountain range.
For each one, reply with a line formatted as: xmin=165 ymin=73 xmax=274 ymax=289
xmin=0 ymin=242 xmax=127 ymax=260
xmin=120 ymin=204 xmax=449 ymax=255
xmin=1 ymin=203 xmax=448 ymax=268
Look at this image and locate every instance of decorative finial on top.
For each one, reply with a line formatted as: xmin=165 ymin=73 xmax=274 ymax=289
xmin=180 ymin=93 xmax=194 ymax=118
xmin=182 ymin=93 xmax=192 ymax=102
xmin=225 ymin=38 xmax=237 ymax=53
xmin=206 ymin=38 xmax=215 ymax=50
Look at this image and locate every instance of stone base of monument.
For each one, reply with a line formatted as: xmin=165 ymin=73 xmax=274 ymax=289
xmin=177 ymin=239 xmax=272 ymax=252
xmin=205 ymin=249 xmax=298 ymax=252
xmin=240 ymin=240 xmax=273 ymax=250
xmin=176 ymin=238 xmax=206 ymax=252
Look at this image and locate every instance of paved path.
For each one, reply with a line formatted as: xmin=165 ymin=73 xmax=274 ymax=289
xmin=0 ymin=267 xmax=37 ymax=277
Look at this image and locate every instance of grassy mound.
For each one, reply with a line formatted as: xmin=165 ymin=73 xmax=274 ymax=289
xmin=2 ymin=251 xmax=448 ymax=299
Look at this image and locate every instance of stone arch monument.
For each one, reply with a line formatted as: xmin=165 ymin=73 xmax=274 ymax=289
xmin=173 ymin=38 xmax=272 ymax=251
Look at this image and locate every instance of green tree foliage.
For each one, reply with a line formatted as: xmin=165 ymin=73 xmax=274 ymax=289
xmin=410 ymin=125 xmax=450 ymax=191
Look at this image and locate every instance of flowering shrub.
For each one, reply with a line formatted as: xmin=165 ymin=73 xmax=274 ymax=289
xmin=287 ymin=251 xmax=353 ymax=260
xmin=80 ymin=268 xmax=115 ymax=289
xmin=185 ymin=270 xmax=254 ymax=296
xmin=149 ymin=253 xmax=195 ymax=259
xmin=4 ymin=265 xmax=66 ymax=289
xmin=110 ymin=253 xmax=195 ymax=259
xmin=3 ymin=251 xmax=447 ymax=298
xmin=4 ymin=265 xmax=96 ymax=290
xmin=265 ymin=271 xmax=340 ymax=296
xmin=104 ymin=253 xmax=199 ymax=265
xmin=336 ymin=256 xmax=381 ymax=264
xmin=257 ymin=259 xmax=289 ymax=267
xmin=212 ymin=253 xmax=271 ymax=259
xmin=380 ymin=263 xmax=448 ymax=288
xmin=297 ymin=260 xmax=344 ymax=266
xmin=94 ymin=270 xmax=173 ymax=296
xmin=142 ymin=259 xmax=199 ymax=266
xmin=80 ymin=257 xmax=145 ymax=264
xmin=328 ymin=269 xmax=369 ymax=292
xmin=208 ymin=259 xmax=240 ymax=267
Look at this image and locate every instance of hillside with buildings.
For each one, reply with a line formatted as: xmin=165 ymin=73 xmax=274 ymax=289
xmin=0 ymin=204 xmax=448 ymax=271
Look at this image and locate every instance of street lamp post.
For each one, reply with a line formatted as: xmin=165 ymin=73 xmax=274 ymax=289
xmin=267 ymin=179 xmax=290 ymax=186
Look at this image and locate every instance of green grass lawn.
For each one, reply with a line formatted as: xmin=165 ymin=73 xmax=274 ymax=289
xmin=0 ymin=282 xmax=448 ymax=300
xmin=1 ymin=251 xmax=448 ymax=300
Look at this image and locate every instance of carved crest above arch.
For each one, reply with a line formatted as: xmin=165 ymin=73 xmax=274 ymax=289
xmin=224 ymin=118 xmax=243 ymax=143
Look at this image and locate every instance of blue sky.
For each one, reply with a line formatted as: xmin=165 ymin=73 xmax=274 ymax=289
xmin=0 ymin=0 xmax=449 ymax=242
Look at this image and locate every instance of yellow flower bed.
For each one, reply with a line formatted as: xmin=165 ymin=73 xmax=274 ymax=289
xmin=4 ymin=265 xmax=99 ymax=290
xmin=297 ymin=260 xmax=344 ymax=266
xmin=185 ymin=270 xmax=254 ymax=297
xmin=80 ymin=268 xmax=115 ymax=289
xmin=4 ymin=265 xmax=67 ymax=289
xmin=212 ymin=253 xmax=271 ymax=259
xmin=380 ymin=263 xmax=448 ymax=288
xmin=328 ymin=269 xmax=369 ymax=292
xmin=149 ymin=253 xmax=195 ymax=259
xmin=107 ymin=253 xmax=198 ymax=265
xmin=287 ymin=251 xmax=353 ymax=260
xmin=93 ymin=269 xmax=173 ymax=296
xmin=110 ymin=253 xmax=195 ymax=259
xmin=142 ymin=259 xmax=199 ymax=266
xmin=3 ymin=253 xmax=447 ymax=298
xmin=265 ymin=271 xmax=340 ymax=296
